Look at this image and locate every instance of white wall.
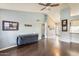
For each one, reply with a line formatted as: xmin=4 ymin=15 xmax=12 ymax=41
xmin=60 ymin=4 xmax=71 ymax=43
xmin=69 ymin=4 xmax=79 ymax=43
xmin=70 ymin=15 xmax=79 ymax=43
xmin=60 ymin=4 xmax=79 ymax=43
xmin=0 ymin=9 xmax=46 ymax=49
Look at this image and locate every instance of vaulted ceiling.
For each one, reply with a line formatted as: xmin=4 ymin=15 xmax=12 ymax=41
xmin=0 ymin=3 xmax=79 ymax=22
xmin=0 ymin=3 xmax=61 ymax=22
xmin=0 ymin=3 xmax=60 ymax=13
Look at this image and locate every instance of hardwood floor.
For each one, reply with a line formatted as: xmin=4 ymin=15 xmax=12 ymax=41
xmin=0 ymin=39 xmax=79 ymax=56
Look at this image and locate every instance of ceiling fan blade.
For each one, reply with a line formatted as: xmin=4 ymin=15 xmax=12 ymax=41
xmin=39 ymin=3 xmax=46 ymax=6
xmin=39 ymin=3 xmax=51 ymax=6
xmin=41 ymin=6 xmax=47 ymax=11
xmin=45 ymin=3 xmax=51 ymax=6
xmin=50 ymin=4 xmax=59 ymax=7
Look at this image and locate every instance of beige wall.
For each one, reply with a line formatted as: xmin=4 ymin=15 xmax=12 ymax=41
xmin=47 ymin=16 xmax=56 ymax=39
xmin=48 ymin=16 xmax=55 ymax=29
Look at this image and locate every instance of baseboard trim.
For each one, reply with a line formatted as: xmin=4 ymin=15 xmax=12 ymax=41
xmin=0 ymin=39 xmax=41 ymax=51
xmin=60 ymin=40 xmax=79 ymax=44
xmin=59 ymin=40 xmax=70 ymax=43
xmin=0 ymin=45 xmax=17 ymax=51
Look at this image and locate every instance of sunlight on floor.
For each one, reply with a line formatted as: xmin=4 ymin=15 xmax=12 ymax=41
xmin=50 ymin=36 xmax=61 ymax=56
xmin=53 ymin=35 xmax=61 ymax=56
xmin=55 ymin=36 xmax=60 ymax=48
xmin=68 ymin=50 xmax=79 ymax=56
xmin=53 ymin=48 xmax=60 ymax=56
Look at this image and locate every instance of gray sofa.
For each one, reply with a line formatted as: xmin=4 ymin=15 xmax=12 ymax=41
xmin=17 ymin=34 xmax=38 ymax=46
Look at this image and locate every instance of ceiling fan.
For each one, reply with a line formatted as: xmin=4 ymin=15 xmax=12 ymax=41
xmin=38 ymin=3 xmax=59 ymax=11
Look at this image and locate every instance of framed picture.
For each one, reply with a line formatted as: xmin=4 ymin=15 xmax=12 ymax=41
xmin=2 ymin=21 xmax=19 ymax=31
xmin=61 ymin=19 xmax=68 ymax=32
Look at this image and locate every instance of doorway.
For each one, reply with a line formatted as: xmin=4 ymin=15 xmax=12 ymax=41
xmin=41 ymin=24 xmax=45 ymax=39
